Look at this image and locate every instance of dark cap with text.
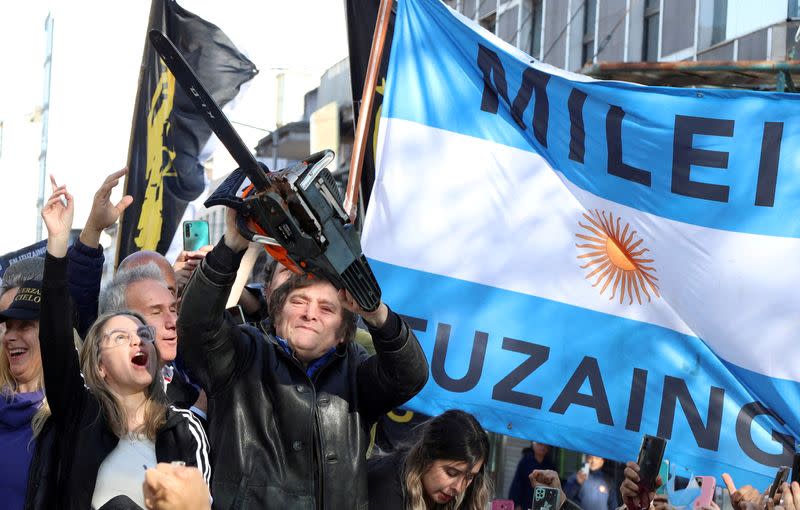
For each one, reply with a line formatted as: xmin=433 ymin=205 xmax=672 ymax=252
xmin=0 ymin=280 xmax=42 ymax=323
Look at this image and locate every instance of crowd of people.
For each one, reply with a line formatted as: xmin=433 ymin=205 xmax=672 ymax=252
xmin=1 ymin=169 xmax=798 ymax=510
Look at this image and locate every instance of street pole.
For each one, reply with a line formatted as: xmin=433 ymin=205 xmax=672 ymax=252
xmin=36 ymin=13 xmax=54 ymax=241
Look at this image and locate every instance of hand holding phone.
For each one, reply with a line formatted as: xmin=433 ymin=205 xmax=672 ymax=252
xmin=532 ymin=486 xmax=560 ymax=510
xmin=768 ymin=466 xmax=790 ymax=505
xmin=637 ymin=435 xmax=667 ymax=495
xmin=623 ymin=435 xmax=667 ymax=510
xmin=529 ymin=469 xmax=564 ymax=510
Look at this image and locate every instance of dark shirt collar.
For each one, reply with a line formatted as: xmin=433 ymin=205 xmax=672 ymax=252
xmin=276 ymin=336 xmax=337 ymax=377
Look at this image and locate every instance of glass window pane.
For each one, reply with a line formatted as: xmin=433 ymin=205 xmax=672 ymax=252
xmin=531 ymin=0 xmax=543 ymax=56
xmin=582 ymin=41 xmax=594 ymax=65
xmin=585 ymin=0 xmax=597 ymax=36
xmin=644 ymin=14 xmax=660 ymax=61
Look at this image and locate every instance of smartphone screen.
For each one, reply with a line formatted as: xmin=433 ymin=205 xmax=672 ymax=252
xmin=792 ymin=452 xmax=800 ymax=484
xmin=183 ymin=220 xmax=210 ymax=251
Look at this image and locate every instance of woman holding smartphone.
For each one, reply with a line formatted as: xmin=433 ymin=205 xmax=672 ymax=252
xmin=39 ymin=180 xmax=209 ymax=509
xmin=367 ymin=410 xmax=493 ymax=510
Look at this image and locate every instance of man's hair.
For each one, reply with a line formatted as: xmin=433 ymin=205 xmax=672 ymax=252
xmin=99 ymin=262 xmax=167 ymax=314
xmin=1 ymin=257 xmax=44 ymax=294
xmin=268 ymin=274 xmax=357 ymax=344
xmin=259 ymin=258 xmax=279 ymax=289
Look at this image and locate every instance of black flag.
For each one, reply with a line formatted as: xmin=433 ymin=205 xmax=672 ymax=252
xmin=118 ymin=0 xmax=257 ymax=262
xmin=345 ymin=0 xmax=396 ymax=210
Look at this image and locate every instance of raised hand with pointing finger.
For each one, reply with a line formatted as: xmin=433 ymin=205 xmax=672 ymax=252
xmin=723 ymin=472 xmax=763 ymax=510
xmin=42 ymin=176 xmax=74 ymax=257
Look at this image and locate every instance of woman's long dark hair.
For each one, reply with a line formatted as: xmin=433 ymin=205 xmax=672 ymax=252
xmin=402 ymin=410 xmax=492 ymax=509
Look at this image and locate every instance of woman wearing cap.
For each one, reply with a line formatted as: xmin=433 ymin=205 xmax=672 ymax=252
xmin=367 ymin=409 xmax=494 ymax=510
xmin=37 ymin=180 xmax=210 ymax=510
xmin=0 ymin=280 xmax=49 ymax=510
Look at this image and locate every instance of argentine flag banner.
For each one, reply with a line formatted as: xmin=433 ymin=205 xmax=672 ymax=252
xmin=362 ymin=0 xmax=800 ymax=486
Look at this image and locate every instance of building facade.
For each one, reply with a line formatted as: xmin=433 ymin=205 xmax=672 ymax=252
xmin=445 ymin=0 xmax=800 ymax=75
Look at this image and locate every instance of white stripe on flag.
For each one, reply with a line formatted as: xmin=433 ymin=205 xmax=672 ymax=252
xmin=363 ymin=117 xmax=800 ymax=382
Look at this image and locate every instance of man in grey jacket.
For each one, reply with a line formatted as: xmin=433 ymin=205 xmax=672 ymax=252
xmin=177 ymin=209 xmax=429 ymax=509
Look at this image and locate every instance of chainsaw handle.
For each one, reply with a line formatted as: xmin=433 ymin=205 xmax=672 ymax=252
xmin=234 ymin=213 xmax=258 ymax=243
xmin=236 ymin=214 xmax=305 ymax=276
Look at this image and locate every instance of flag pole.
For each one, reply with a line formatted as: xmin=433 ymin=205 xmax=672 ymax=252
xmin=343 ymin=0 xmax=393 ymax=223
xmin=115 ymin=0 xmax=164 ymax=269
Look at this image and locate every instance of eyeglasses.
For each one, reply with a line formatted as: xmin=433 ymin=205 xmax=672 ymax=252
xmin=100 ymin=324 xmax=156 ymax=348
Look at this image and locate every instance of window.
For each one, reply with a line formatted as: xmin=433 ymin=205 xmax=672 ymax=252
xmin=462 ymin=0 xmax=477 ymax=19
xmin=791 ymin=1 xmax=800 ymax=18
xmin=710 ymin=0 xmax=727 ymax=45
xmin=480 ymin=12 xmax=497 ymax=34
xmin=697 ymin=0 xmax=727 ymax=50
xmin=642 ymin=0 xmax=660 ymax=61
xmin=582 ymin=0 xmax=598 ymax=65
xmin=530 ymin=0 xmax=543 ymax=58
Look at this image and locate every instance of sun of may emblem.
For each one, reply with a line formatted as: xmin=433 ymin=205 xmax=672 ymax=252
xmin=575 ymin=209 xmax=660 ymax=305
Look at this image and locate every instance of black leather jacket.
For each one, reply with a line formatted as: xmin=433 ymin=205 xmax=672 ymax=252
xmin=177 ymin=241 xmax=429 ymax=509
xmin=25 ymin=254 xmax=210 ymax=510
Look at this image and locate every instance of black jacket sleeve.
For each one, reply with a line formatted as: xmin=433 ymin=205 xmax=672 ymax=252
xmin=177 ymin=239 xmax=247 ymax=394
xmin=356 ymin=307 xmax=429 ymax=423
xmin=41 ymin=253 xmax=86 ymax=424
xmin=66 ymin=239 xmax=103 ymax=338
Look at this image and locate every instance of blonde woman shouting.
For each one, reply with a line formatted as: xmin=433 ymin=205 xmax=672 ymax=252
xmin=39 ymin=179 xmax=209 ymax=510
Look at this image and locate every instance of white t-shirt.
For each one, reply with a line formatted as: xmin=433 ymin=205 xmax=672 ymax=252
xmin=91 ymin=435 xmax=157 ymax=509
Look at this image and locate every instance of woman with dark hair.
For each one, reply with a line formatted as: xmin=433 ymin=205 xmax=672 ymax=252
xmin=367 ymin=409 xmax=493 ymax=510
xmin=37 ymin=181 xmax=209 ymax=509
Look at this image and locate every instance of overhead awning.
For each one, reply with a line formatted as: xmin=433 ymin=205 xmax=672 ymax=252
xmin=582 ymin=60 xmax=800 ymax=91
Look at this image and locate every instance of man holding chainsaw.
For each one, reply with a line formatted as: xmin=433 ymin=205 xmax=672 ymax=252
xmin=177 ymin=209 xmax=429 ymax=509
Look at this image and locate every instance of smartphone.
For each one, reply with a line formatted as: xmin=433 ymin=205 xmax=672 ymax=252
xmin=768 ymin=466 xmax=790 ymax=500
xmin=656 ymin=460 xmax=670 ymax=495
xmin=491 ymin=500 xmax=514 ymax=510
xmin=532 ymin=486 xmax=560 ymax=510
xmin=792 ymin=452 xmax=800 ymax=484
xmin=183 ymin=220 xmax=210 ymax=251
xmin=581 ymin=462 xmax=590 ymax=476
xmin=637 ymin=435 xmax=668 ymax=495
xmin=693 ymin=476 xmax=716 ymax=508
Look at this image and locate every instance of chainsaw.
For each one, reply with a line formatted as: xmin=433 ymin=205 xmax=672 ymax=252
xmin=149 ymin=30 xmax=381 ymax=312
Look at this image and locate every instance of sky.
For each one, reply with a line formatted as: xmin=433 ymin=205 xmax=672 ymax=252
xmin=0 ymin=0 xmax=349 ymax=255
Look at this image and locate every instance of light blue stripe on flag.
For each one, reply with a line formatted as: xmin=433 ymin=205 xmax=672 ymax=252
xmin=370 ymin=259 xmax=798 ymax=488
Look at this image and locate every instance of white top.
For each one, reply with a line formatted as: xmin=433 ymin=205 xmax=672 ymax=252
xmin=91 ymin=435 xmax=157 ymax=509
